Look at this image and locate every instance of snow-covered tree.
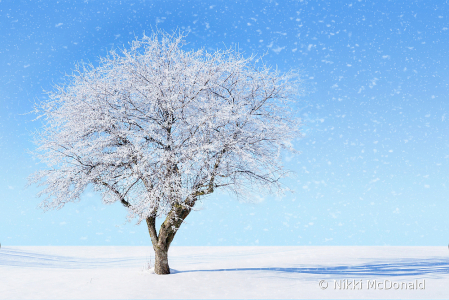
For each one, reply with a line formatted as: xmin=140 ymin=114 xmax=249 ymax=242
xmin=30 ymin=31 xmax=302 ymax=274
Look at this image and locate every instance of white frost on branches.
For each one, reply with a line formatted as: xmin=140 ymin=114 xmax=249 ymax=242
xmin=30 ymin=31 xmax=302 ymax=223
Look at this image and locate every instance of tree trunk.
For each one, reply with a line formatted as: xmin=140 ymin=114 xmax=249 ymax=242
xmin=154 ymin=248 xmax=170 ymax=274
xmin=146 ymin=204 xmax=193 ymax=275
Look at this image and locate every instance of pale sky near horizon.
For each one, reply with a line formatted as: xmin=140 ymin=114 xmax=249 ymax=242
xmin=1 ymin=0 xmax=448 ymax=246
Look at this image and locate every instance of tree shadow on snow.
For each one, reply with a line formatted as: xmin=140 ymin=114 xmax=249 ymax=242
xmin=177 ymin=258 xmax=449 ymax=277
xmin=2 ymin=247 xmax=449 ymax=277
xmin=0 ymin=248 xmax=143 ymax=268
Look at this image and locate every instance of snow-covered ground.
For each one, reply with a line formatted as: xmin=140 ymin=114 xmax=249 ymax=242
xmin=1 ymin=246 xmax=448 ymax=299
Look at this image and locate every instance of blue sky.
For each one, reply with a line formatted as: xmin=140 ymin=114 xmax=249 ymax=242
xmin=1 ymin=0 xmax=448 ymax=246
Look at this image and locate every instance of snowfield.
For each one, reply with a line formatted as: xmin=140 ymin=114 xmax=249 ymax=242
xmin=1 ymin=246 xmax=448 ymax=299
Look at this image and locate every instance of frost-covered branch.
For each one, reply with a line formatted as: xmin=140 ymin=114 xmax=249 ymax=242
xmin=30 ymin=31 xmax=302 ymax=224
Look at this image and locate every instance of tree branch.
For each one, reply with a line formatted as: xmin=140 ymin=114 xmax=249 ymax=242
xmin=146 ymin=215 xmax=159 ymax=248
xmin=95 ymin=180 xmax=131 ymax=208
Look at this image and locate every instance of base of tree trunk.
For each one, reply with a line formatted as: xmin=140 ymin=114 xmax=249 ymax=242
xmin=154 ymin=249 xmax=170 ymax=274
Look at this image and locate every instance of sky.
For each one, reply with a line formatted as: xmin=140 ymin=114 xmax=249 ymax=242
xmin=1 ymin=0 xmax=448 ymax=246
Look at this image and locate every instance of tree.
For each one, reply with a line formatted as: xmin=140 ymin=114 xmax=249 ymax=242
xmin=30 ymin=31 xmax=302 ymax=275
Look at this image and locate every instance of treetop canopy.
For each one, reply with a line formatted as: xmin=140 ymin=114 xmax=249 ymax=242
xmin=30 ymin=31 xmax=302 ymax=223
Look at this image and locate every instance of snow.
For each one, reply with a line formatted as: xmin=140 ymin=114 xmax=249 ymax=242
xmin=1 ymin=246 xmax=448 ymax=299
